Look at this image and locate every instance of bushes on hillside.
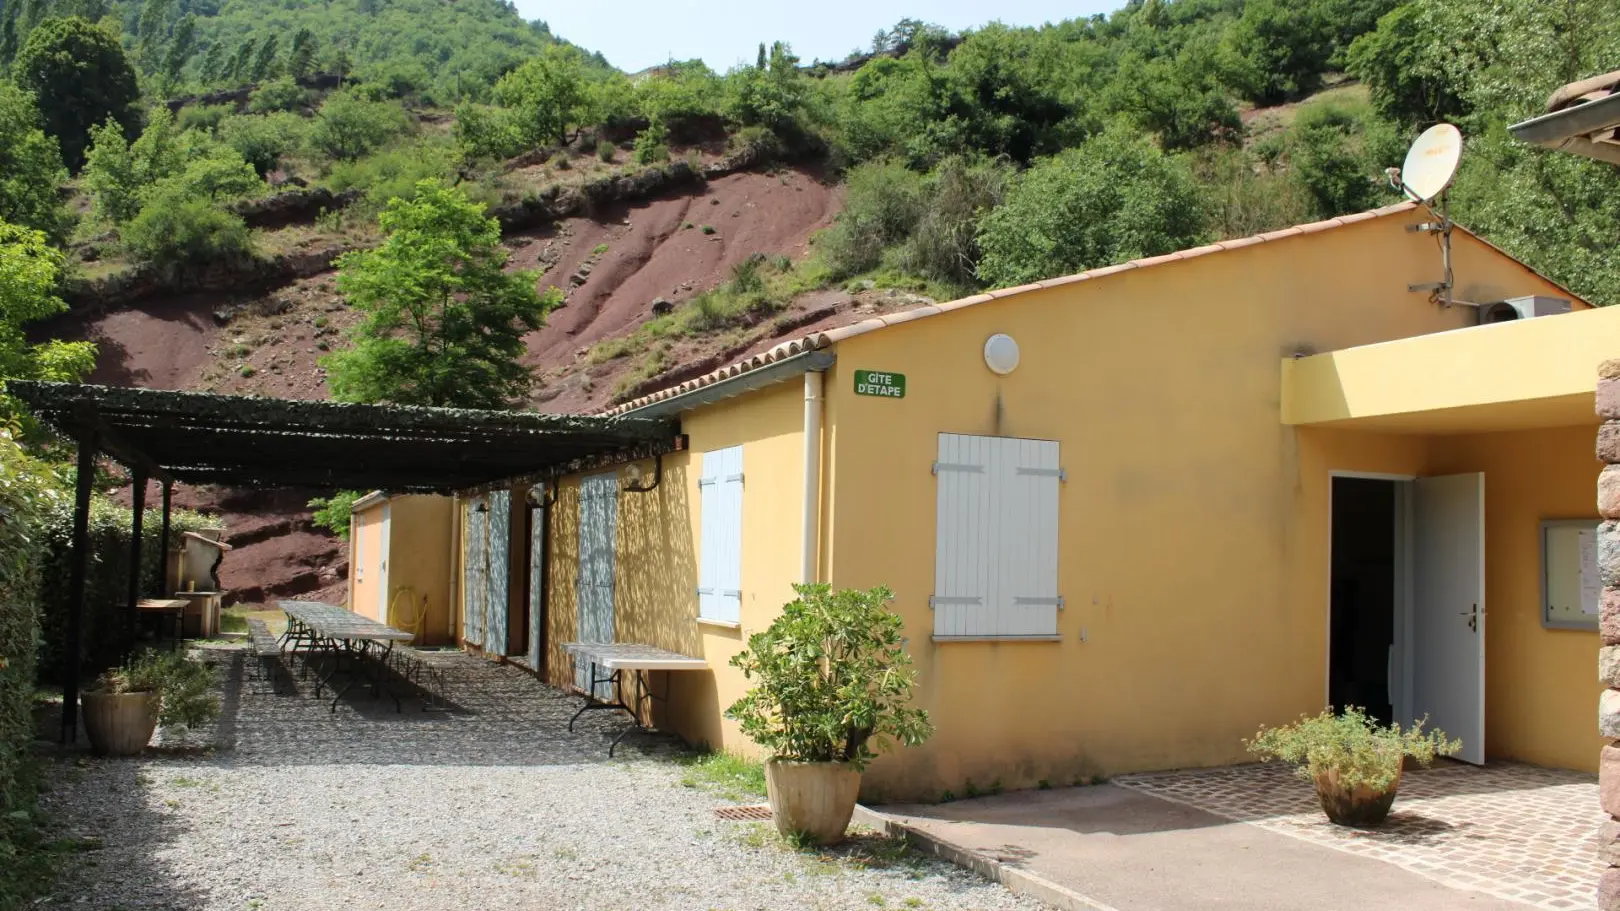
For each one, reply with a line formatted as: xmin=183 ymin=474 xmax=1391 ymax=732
xmin=248 ymin=76 xmax=309 ymax=113
xmin=976 ymin=128 xmax=1209 ymax=288
xmin=122 ymin=188 xmax=253 ymax=269
xmin=218 ymin=112 xmax=308 ymax=177
xmin=0 ymin=85 xmax=70 ymax=242
xmin=309 ymin=90 xmax=411 ymax=161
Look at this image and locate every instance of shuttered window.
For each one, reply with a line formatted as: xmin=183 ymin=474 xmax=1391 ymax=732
xmin=933 ymin=434 xmax=1062 ymax=639
xmin=698 ymin=446 xmax=744 ymax=624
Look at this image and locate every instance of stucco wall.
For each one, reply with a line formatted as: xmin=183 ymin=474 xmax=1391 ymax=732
xmin=818 ymin=214 xmax=1580 ymax=800
xmin=387 ymin=495 xmax=456 ymax=646
xmin=349 ymin=505 xmax=384 ymax=620
xmin=542 ymin=381 xmax=806 ymax=752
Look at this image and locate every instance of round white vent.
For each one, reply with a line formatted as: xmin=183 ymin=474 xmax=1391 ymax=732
xmin=984 ymin=334 xmax=1020 ymax=375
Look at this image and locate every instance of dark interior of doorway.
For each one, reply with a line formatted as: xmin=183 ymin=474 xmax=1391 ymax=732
xmin=1330 ymin=477 xmax=1396 ymax=724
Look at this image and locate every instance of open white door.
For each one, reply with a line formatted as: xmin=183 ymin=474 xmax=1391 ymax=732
xmin=1411 ymin=473 xmax=1485 ymax=764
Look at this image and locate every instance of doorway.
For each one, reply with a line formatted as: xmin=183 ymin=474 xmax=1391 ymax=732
xmin=1328 ymin=473 xmax=1486 ymax=764
xmin=1330 ymin=477 xmax=1397 ymax=724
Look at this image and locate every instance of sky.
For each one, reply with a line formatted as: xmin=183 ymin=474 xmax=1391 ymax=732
xmin=517 ymin=1 xmax=1120 ymax=73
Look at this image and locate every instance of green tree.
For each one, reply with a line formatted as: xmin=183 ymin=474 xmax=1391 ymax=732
xmin=0 ymin=84 xmax=69 ymax=240
xmin=161 ymin=13 xmax=196 ymax=86
xmin=218 ymin=112 xmax=307 ymax=176
xmin=324 ymin=182 xmax=559 ymax=409
xmin=493 ymin=43 xmax=590 ymax=147
xmin=1221 ymin=0 xmax=1334 ymax=104
xmin=250 ymin=33 xmax=279 ymax=81
xmin=226 ymin=37 xmax=255 ymax=83
xmin=309 ymin=90 xmax=410 ymax=160
xmin=1345 ymin=3 xmax=1467 ymax=125
xmin=12 ymin=16 xmax=140 ymax=169
xmin=725 ymin=40 xmax=809 ymax=133
xmin=285 ymin=27 xmax=317 ymax=78
xmin=976 ymin=127 xmax=1210 ymax=288
xmin=122 ymin=185 xmax=252 ymax=269
xmin=249 ymin=76 xmax=308 ymax=113
xmin=0 ymin=222 xmax=96 ymax=423
xmin=1286 ymin=103 xmax=1399 ymax=219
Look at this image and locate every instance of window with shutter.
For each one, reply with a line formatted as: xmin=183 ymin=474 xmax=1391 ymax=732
xmin=698 ymin=446 xmax=744 ymax=623
xmin=933 ymin=434 xmax=1062 ymax=639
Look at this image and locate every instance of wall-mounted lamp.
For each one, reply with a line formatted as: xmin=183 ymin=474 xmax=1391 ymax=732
xmin=622 ymin=455 xmax=663 ymax=494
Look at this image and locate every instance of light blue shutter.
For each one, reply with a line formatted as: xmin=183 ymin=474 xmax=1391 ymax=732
xmin=933 ymin=435 xmax=1061 ymax=638
xmin=528 ymin=489 xmax=546 ymax=669
xmin=576 ymin=473 xmax=617 ymax=698
xmin=463 ymin=497 xmax=487 ymax=648
xmin=486 ymin=489 xmax=511 ymax=655
xmin=698 ymin=447 xmax=743 ymax=623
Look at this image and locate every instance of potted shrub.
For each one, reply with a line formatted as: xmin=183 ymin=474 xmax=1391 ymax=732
xmin=727 ymin=584 xmax=933 ymax=845
xmin=82 ymin=650 xmax=221 ymax=756
xmin=1246 ymin=707 xmax=1460 ymax=827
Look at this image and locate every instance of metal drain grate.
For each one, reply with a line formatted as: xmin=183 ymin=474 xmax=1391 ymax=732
xmin=714 ymin=804 xmax=773 ymax=821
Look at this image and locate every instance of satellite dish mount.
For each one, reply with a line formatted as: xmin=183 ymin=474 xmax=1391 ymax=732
xmin=1388 ymin=123 xmax=1464 ymax=308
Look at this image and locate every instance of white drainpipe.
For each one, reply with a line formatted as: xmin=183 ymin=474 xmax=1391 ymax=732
xmin=801 ymin=371 xmax=824 ymax=584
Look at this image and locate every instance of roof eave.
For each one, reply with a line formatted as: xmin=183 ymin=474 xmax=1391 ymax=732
xmin=618 ymin=349 xmax=836 ymax=418
xmin=1510 ymin=93 xmax=1620 ymax=165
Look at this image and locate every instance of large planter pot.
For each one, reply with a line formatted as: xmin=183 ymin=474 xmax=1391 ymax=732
xmin=765 ymin=760 xmax=862 ymax=845
xmin=1312 ymin=766 xmax=1402 ymax=827
xmin=82 ymin=691 xmax=160 ymax=757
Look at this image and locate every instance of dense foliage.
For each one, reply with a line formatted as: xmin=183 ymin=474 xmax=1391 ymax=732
xmin=0 ymin=426 xmax=60 ymax=812
xmin=323 ymin=182 xmax=559 ymax=409
xmin=11 ymin=16 xmax=139 ymax=170
xmin=0 ymin=224 xmax=95 ymax=426
xmin=728 ymin=584 xmax=933 ymax=771
xmin=0 ymin=84 xmax=69 ymax=240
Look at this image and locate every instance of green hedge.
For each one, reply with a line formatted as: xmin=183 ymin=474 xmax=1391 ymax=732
xmin=0 ymin=433 xmax=60 ymax=810
xmin=33 ymin=497 xmax=215 ymax=683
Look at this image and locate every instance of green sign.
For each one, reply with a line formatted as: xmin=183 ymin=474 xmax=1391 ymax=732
xmin=854 ymin=369 xmax=906 ymax=399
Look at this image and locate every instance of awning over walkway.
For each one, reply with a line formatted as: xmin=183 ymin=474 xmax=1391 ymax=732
xmin=1280 ymin=305 xmax=1620 ymax=434
xmin=10 ymin=382 xmax=682 ymax=492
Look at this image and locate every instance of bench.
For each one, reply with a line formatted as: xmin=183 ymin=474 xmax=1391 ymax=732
xmin=246 ymin=618 xmax=286 ymax=695
xmin=383 ymin=645 xmax=450 ymax=710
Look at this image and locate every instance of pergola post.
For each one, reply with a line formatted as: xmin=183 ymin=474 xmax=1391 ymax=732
xmin=127 ymin=468 xmax=147 ymax=658
xmin=158 ymin=480 xmax=173 ymax=594
xmin=61 ymin=433 xmax=97 ymax=743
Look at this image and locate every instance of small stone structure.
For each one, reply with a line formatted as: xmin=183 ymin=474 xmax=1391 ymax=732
xmin=1598 ymin=359 xmax=1620 ymax=909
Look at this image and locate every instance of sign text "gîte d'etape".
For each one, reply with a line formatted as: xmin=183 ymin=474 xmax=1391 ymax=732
xmin=853 ymin=369 xmax=906 ymax=399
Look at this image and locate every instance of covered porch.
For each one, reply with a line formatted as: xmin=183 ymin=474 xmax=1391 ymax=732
xmin=1281 ymin=305 xmax=1620 ymax=772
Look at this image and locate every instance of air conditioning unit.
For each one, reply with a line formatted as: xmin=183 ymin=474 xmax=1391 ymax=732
xmin=1477 ymin=295 xmax=1572 ymax=324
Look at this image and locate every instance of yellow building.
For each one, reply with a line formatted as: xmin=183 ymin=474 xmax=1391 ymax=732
xmin=440 ymin=201 xmax=1611 ymax=801
xmin=348 ymin=493 xmax=457 ymax=646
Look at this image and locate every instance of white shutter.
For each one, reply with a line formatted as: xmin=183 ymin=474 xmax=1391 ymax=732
xmin=933 ymin=434 xmax=1060 ymax=639
xmin=698 ymin=446 xmax=744 ymax=623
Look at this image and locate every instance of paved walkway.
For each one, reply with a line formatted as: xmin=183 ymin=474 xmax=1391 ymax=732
xmin=883 ymin=762 xmax=1603 ymax=911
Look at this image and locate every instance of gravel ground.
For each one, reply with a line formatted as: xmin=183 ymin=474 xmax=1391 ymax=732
xmin=38 ymin=649 xmax=1044 ymax=911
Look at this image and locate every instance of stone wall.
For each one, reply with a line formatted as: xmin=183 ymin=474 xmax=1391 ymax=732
xmin=1597 ymin=359 xmax=1620 ymax=909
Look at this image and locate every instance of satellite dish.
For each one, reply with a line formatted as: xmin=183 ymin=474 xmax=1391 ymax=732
xmin=1400 ymin=124 xmax=1463 ymax=203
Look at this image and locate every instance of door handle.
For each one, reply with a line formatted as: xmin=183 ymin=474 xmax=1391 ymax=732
xmin=1458 ymin=603 xmax=1478 ymax=632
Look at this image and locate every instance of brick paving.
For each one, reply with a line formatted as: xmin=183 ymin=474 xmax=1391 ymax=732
xmin=1115 ymin=762 xmax=1602 ymax=910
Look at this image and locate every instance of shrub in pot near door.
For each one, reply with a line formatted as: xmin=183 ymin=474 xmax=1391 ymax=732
xmin=1246 ymin=707 xmax=1460 ymax=827
xmin=727 ymin=584 xmax=933 ymax=845
xmin=82 ymin=650 xmax=220 ymax=756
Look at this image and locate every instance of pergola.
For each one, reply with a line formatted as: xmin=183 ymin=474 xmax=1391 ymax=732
xmin=10 ymin=382 xmax=683 ymax=740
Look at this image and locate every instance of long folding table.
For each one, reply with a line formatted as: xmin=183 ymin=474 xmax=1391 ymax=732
xmin=278 ymin=600 xmax=415 ymax=712
xmin=562 ymin=642 xmax=708 ymax=756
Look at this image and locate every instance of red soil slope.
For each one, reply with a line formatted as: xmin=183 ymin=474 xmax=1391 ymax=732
xmin=45 ymin=165 xmax=848 ymax=605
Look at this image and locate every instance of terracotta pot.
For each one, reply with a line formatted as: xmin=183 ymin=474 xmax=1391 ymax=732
xmin=82 ymin=691 xmax=160 ymax=757
xmin=765 ymin=760 xmax=862 ymax=845
xmin=1312 ymin=765 xmax=1402 ymax=827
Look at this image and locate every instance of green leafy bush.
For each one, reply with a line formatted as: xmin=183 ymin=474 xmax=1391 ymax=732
xmin=452 ymin=103 xmax=523 ymax=162
xmin=632 ymin=122 xmax=669 ymax=164
xmin=91 ymin=648 xmax=220 ymax=729
xmin=816 ymin=160 xmax=928 ymax=279
xmin=309 ymin=91 xmax=411 ymax=161
xmin=12 ymin=15 xmax=140 ymax=169
xmin=326 ymin=137 xmax=458 ymax=213
xmin=122 ymin=188 xmax=253 ymax=269
xmin=218 ymin=112 xmax=309 ymax=177
xmin=248 ymin=76 xmax=309 ymax=113
xmin=176 ymin=104 xmax=234 ymax=133
xmin=1246 ymin=707 xmax=1460 ymax=791
xmin=0 ymin=84 xmax=71 ymax=241
xmin=727 ymin=584 xmax=932 ymax=771
xmin=308 ymin=490 xmax=364 ymax=539
xmin=976 ymin=128 xmax=1210 ymax=288
xmin=0 ymin=428 xmax=63 ymax=809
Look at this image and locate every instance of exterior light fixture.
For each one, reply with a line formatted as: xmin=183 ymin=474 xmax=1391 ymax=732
xmin=984 ymin=334 xmax=1020 ymax=376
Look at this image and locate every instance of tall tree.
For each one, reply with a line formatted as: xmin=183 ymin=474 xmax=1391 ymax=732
xmin=493 ymin=43 xmax=589 ymax=147
xmin=161 ymin=14 xmax=196 ymax=86
xmin=285 ymin=27 xmax=317 ymax=78
xmin=0 ymin=221 xmax=95 ymax=426
xmin=12 ymin=16 xmax=139 ymax=170
xmin=0 ymin=85 xmax=69 ymax=241
xmin=323 ymin=182 xmax=559 ymax=409
xmin=250 ymin=33 xmax=279 ymax=81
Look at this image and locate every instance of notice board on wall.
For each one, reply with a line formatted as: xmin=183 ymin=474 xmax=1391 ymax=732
xmin=1543 ymin=519 xmax=1602 ymax=631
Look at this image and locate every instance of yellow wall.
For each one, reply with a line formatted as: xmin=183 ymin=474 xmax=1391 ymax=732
xmin=817 ymin=214 xmax=1581 ymax=800
xmin=1427 ymin=426 xmax=1604 ymax=771
xmin=541 ymin=381 xmax=806 ymax=751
